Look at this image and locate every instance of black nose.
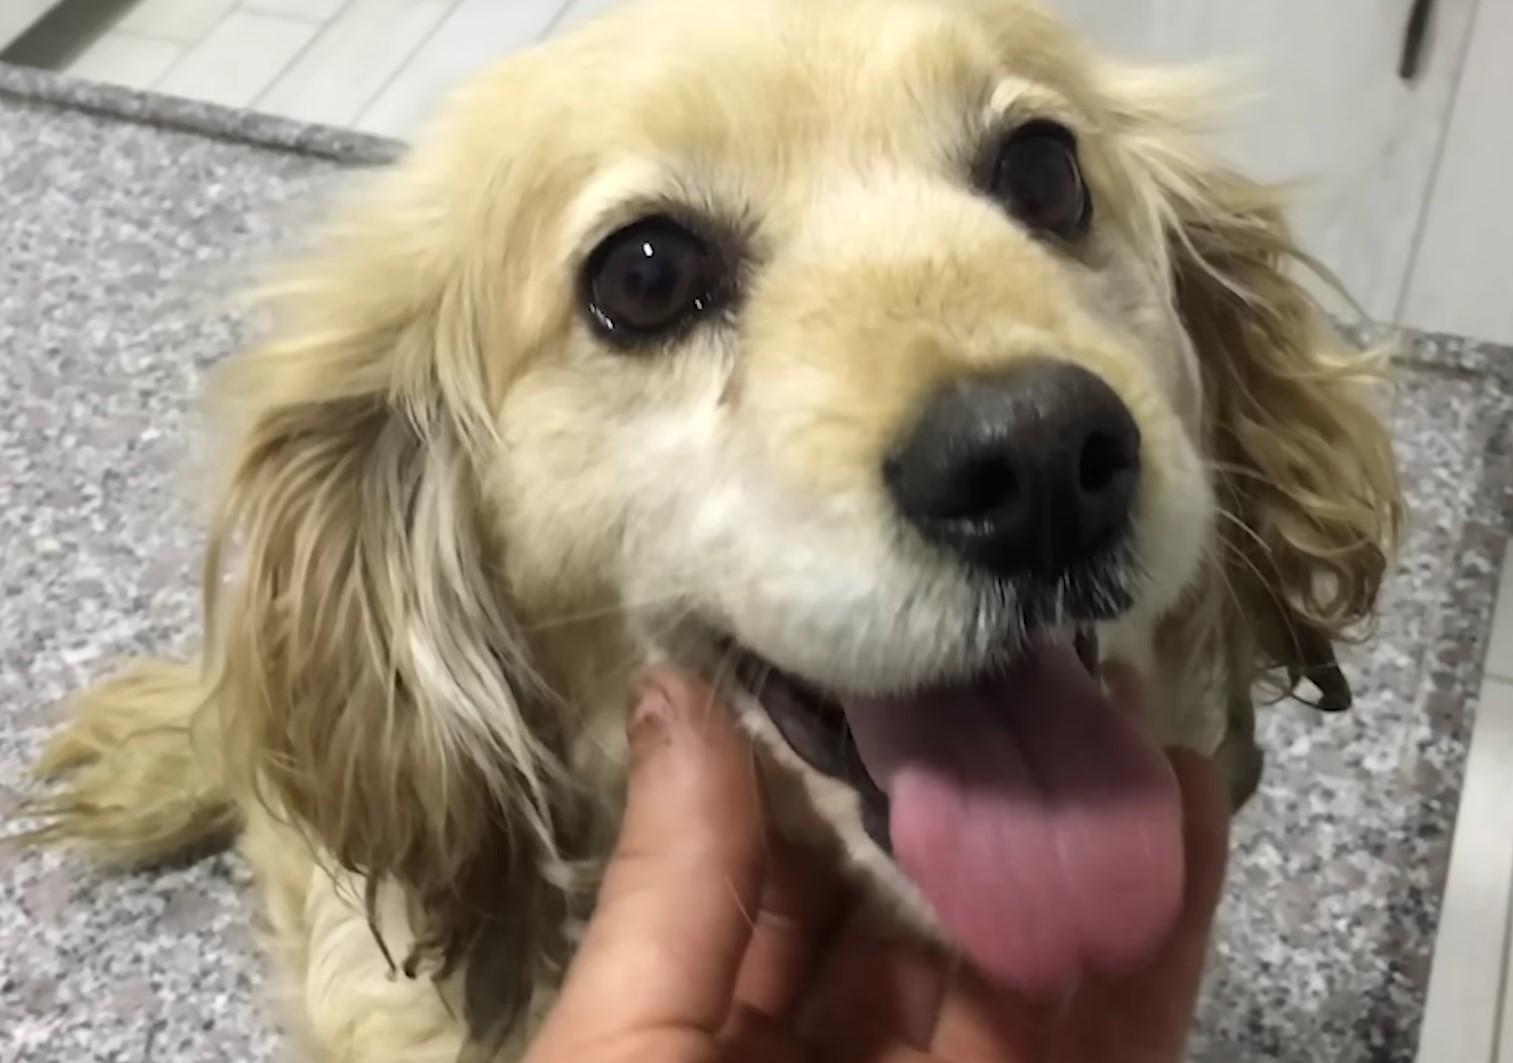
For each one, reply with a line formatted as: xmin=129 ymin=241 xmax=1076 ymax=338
xmin=884 ymin=361 xmax=1140 ymax=580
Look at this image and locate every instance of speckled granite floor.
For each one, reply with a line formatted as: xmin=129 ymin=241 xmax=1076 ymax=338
xmin=2 ymin=62 xmax=1512 ymax=1063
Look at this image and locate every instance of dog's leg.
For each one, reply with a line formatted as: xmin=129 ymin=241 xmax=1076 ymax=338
xmin=23 ymin=658 xmax=238 ymax=865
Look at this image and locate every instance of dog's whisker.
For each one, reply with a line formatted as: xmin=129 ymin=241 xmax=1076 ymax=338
xmin=1205 ymin=536 xmax=1247 ymax=618
xmin=586 ymin=611 xmax=697 ymax=705
xmin=1201 ymin=459 xmax=1274 ymax=484
xmin=522 ymin=595 xmax=695 ymax=632
xmin=1212 ymin=509 xmax=1318 ymax=640
xmin=700 ymin=639 xmax=748 ymax=726
xmin=1213 ymin=507 xmax=1273 ymax=559
xmin=725 ymin=874 xmax=758 ymax=933
xmin=1212 ymin=508 xmax=1295 ymax=623
xmin=521 ymin=571 xmax=772 ymax=633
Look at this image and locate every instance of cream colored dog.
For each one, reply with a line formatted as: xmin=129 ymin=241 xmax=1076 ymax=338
xmin=25 ymin=0 xmax=1400 ymax=1059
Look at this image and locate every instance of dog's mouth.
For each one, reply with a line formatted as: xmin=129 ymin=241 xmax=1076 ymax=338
xmin=722 ymin=625 xmax=1185 ymax=999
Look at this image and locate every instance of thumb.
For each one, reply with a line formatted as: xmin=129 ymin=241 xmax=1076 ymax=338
xmin=529 ymin=670 xmax=768 ymax=1056
xmin=1045 ymin=747 xmax=1230 ymax=1063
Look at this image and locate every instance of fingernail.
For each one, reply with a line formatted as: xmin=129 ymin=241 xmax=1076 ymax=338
xmin=1100 ymin=660 xmax=1146 ymax=719
xmin=1163 ymin=745 xmax=1209 ymax=769
xmin=628 ymin=676 xmax=676 ymax=754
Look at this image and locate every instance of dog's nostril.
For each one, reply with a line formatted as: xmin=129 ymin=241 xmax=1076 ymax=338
xmin=1078 ymin=430 xmax=1134 ymax=496
xmin=942 ymin=457 xmax=1020 ymax=522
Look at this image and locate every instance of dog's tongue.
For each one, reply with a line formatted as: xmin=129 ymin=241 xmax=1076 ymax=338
xmin=843 ymin=646 xmax=1184 ymax=998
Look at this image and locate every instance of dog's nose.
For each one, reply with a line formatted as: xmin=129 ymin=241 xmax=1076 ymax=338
xmin=884 ymin=361 xmax=1140 ymax=580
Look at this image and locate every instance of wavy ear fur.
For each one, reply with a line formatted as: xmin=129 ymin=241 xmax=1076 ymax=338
xmin=203 ymin=165 xmax=584 ymax=1035
xmin=1174 ymin=198 xmax=1400 ymax=713
xmin=1109 ymin=67 xmax=1403 ymax=722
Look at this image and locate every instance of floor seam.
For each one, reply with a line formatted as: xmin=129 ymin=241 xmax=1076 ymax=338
xmin=349 ymin=0 xmax=465 ymax=135
xmin=1392 ymin=0 xmax=1488 ymax=325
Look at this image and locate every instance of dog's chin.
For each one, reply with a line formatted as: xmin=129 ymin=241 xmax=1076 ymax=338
xmin=689 ymin=590 xmax=1186 ymax=1002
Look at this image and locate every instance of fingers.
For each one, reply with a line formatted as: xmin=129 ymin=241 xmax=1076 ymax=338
xmin=800 ymin=906 xmax=954 ymax=1061
xmin=532 ymin=656 xmax=1233 ymax=1063
xmin=731 ymin=840 xmax=850 ymax=1017
xmin=717 ymin=1007 xmax=806 ymax=1063
xmin=927 ymin=744 xmax=1231 ymax=1063
xmin=1041 ymin=747 xmax=1231 ymax=1063
xmin=927 ymin=963 xmax=1047 ymax=1063
xmin=1167 ymin=748 xmax=1230 ymax=920
xmin=531 ymin=670 xmax=768 ymax=1052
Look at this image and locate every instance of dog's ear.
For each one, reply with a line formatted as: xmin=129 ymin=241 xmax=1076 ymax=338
xmin=202 ymin=162 xmax=580 ymax=1033
xmin=1108 ymin=67 xmax=1403 ymax=714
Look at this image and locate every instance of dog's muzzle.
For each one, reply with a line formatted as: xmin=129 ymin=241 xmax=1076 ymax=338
xmin=713 ymin=361 xmax=1182 ymax=1004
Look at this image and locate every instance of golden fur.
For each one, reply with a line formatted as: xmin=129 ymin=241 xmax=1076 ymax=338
xmin=24 ymin=0 xmax=1400 ymax=1059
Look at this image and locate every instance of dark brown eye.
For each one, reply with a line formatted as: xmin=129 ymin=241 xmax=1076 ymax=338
xmin=584 ymin=217 xmax=725 ymax=343
xmin=988 ymin=121 xmax=1090 ymax=240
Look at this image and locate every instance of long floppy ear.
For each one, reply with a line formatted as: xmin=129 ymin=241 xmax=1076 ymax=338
xmin=202 ymin=163 xmax=582 ymax=1034
xmin=1111 ymin=67 xmax=1403 ymax=717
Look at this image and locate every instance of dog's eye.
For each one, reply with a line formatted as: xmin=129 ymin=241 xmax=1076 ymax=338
xmin=584 ymin=217 xmax=724 ymax=342
xmin=988 ymin=121 xmax=1090 ymax=240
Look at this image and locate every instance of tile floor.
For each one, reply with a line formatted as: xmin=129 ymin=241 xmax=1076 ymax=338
xmin=1419 ymin=542 xmax=1513 ymax=1063
xmin=5 ymin=0 xmax=1513 ymax=1059
xmin=11 ymin=0 xmax=605 ymax=135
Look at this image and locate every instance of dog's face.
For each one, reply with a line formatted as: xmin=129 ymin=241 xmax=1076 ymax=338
xmin=207 ymin=0 xmax=1400 ymax=1030
xmin=487 ymin=0 xmax=1216 ymax=993
xmin=497 ymin=0 xmax=1208 ymax=675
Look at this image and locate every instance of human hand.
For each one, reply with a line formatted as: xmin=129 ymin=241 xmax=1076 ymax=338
xmin=521 ymin=667 xmax=1229 ymax=1063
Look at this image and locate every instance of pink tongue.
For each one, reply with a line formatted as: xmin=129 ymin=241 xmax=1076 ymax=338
xmin=843 ymin=646 xmax=1184 ymax=999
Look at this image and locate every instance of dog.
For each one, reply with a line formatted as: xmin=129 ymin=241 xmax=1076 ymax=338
xmin=23 ymin=0 xmax=1402 ymax=1058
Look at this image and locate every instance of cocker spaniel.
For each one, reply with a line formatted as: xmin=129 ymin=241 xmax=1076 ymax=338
xmin=26 ymin=0 xmax=1401 ymax=1059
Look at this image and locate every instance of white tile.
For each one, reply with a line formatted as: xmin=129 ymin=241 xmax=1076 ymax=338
xmin=1416 ymin=677 xmax=1513 ymax=1063
xmin=1044 ymin=0 xmax=1482 ymax=324
xmin=1499 ymin=798 xmax=1513 ymax=1063
xmin=243 ymin=0 xmax=350 ymax=20
xmin=0 ymin=0 xmax=57 ymax=52
xmin=118 ymin=0 xmax=242 ymax=44
xmin=63 ymin=31 xmax=184 ymax=91
xmin=1398 ymin=0 xmax=1513 ymax=346
xmin=256 ymin=0 xmax=455 ymax=128
xmin=1486 ymin=542 xmax=1513 ymax=684
xmin=354 ymin=0 xmax=566 ymax=138
xmin=155 ymin=11 xmax=318 ymax=110
xmin=548 ymin=0 xmax=623 ymax=35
